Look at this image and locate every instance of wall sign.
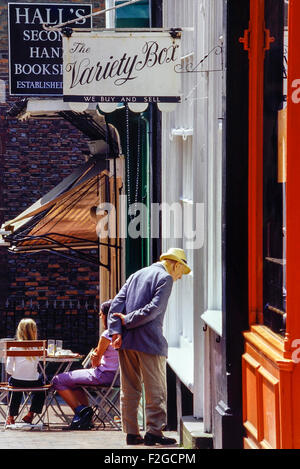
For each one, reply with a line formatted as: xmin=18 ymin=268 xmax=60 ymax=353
xmin=8 ymin=3 xmax=92 ymax=96
xmin=63 ymin=32 xmax=182 ymax=109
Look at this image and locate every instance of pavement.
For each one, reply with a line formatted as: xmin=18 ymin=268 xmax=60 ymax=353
xmin=0 ymin=403 xmax=180 ymax=452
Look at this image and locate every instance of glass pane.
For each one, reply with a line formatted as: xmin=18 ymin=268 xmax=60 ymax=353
xmin=263 ymin=0 xmax=287 ymax=334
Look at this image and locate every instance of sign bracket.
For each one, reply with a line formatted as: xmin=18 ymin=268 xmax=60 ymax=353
xmin=59 ymin=27 xmax=186 ymax=37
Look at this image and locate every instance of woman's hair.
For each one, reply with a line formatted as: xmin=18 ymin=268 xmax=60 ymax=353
xmin=16 ymin=318 xmax=38 ymax=341
xmin=100 ymin=299 xmax=112 ymax=330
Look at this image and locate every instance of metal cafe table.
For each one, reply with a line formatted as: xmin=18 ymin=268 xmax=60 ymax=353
xmin=36 ymin=352 xmax=84 ymax=426
xmin=0 ymin=340 xmax=83 ymax=425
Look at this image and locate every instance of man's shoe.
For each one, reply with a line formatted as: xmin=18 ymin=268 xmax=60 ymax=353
xmin=126 ymin=434 xmax=144 ymax=445
xmin=144 ymin=432 xmax=177 ymax=446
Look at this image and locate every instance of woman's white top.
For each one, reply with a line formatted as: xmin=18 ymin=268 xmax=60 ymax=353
xmin=6 ymin=347 xmax=39 ymax=381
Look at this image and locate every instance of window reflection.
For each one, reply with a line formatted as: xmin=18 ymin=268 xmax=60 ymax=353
xmin=263 ymin=0 xmax=286 ymax=334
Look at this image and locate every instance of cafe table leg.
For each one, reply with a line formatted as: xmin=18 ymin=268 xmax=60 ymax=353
xmin=36 ymin=358 xmax=81 ymax=426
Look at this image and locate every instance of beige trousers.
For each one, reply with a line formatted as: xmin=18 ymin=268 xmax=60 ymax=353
xmin=118 ymin=349 xmax=167 ymax=436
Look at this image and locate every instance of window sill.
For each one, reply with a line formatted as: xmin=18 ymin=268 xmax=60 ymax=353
xmin=201 ymin=310 xmax=222 ymax=337
xmin=168 ymin=336 xmax=194 ymax=392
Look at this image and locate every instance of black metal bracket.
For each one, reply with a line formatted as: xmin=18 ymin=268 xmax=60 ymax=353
xmin=175 ymin=44 xmax=223 ymax=74
xmin=7 ymin=233 xmax=119 ymax=269
xmin=169 ymin=28 xmax=181 ymax=39
xmin=62 ymin=27 xmax=73 ymax=37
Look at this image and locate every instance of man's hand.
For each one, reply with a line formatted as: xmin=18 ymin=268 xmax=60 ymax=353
xmin=112 ymin=333 xmax=122 ymax=349
xmin=113 ymin=312 xmax=126 ymax=325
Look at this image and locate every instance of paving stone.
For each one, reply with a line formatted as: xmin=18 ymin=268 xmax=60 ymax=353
xmin=0 ymin=405 xmax=179 ymax=450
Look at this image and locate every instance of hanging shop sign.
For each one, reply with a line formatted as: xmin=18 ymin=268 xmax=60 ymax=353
xmin=8 ymin=3 xmax=92 ymax=96
xmin=63 ymin=32 xmax=182 ymax=112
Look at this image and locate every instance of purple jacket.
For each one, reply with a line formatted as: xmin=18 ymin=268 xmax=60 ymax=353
xmin=107 ymin=263 xmax=173 ymax=357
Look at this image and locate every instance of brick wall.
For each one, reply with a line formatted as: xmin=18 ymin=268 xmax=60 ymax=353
xmin=0 ymin=0 xmax=106 ymax=354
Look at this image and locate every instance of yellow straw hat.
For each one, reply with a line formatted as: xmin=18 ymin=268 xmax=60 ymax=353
xmin=160 ymin=248 xmax=191 ymax=275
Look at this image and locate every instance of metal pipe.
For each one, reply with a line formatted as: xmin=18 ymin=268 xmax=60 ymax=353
xmin=42 ymin=0 xmax=145 ymax=31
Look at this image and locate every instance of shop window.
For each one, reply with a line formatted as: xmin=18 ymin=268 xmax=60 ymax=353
xmin=115 ymin=0 xmax=150 ymax=28
xmin=263 ymin=0 xmax=286 ymax=334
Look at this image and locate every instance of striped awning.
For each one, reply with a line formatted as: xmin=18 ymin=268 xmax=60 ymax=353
xmin=2 ymin=99 xmax=123 ymax=263
xmin=1 ymin=156 xmax=111 ymax=261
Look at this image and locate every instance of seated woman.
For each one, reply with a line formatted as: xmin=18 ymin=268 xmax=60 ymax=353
xmin=51 ymin=299 xmax=118 ymax=430
xmin=6 ymin=318 xmax=46 ymax=426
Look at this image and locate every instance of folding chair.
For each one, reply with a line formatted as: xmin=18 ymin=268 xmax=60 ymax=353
xmin=0 ymin=340 xmax=52 ymax=430
xmin=0 ymin=386 xmax=8 ymax=421
xmin=80 ymin=368 xmax=121 ymax=430
xmin=0 ymin=339 xmax=13 ymax=420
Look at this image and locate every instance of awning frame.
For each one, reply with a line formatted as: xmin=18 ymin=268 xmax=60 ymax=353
xmin=7 ymin=231 xmax=122 ymax=268
xmin=3 ymin=100 xmax=123 ymax=277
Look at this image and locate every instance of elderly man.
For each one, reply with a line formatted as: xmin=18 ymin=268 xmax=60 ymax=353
xmin=107 ymin=248 xmax=191 ymax=446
